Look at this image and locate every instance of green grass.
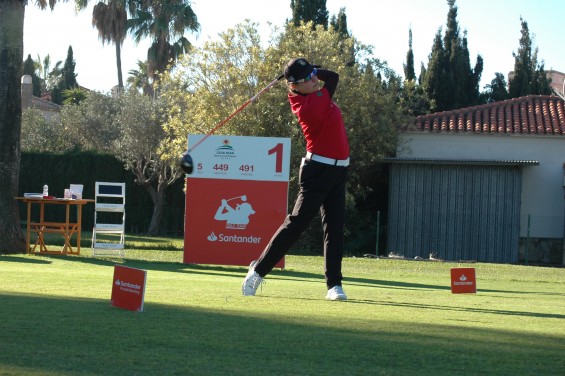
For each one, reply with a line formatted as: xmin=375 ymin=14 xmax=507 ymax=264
xmin=1 ymin=236 xmax=564 ymax=375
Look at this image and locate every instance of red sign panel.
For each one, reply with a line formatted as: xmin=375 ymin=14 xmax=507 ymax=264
xmin=111 ymin=265 xmax=147 ymax=311
xmin=184 ymin=178 xmax=287 ymax=266
xmin=450 ymin=267 xmax=477 ymax=294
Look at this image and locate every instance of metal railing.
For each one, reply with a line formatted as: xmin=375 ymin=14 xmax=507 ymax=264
xmin=520 ymin=214 xmax=565 ymax=265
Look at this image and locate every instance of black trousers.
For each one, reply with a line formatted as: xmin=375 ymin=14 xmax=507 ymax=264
xmin=254 ymin=158 xmax=348 ymax=288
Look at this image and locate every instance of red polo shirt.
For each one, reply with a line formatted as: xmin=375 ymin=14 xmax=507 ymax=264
xmin=288 ymin=87 xmax=350 ymax=160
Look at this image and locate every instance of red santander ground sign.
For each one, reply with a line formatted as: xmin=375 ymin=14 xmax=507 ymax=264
xmin=450 ymin=267 xmax=477 ymax=294
xmin=184 ymin=135 xmax=290 ymax=267
xmin=111 ymin=265 xmax=147 ymax=311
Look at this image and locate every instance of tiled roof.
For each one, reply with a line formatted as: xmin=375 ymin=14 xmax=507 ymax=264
xmin=413 ymin=95 xmax=565 ymax=136
xmin=32 ymin=96 xmax=61 ymax=112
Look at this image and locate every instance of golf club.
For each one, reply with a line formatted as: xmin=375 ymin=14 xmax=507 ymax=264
xmin=180 ymin=74 xmax=285 ymax=174
xmin=225 ymin=195 xmax=247 ymax=202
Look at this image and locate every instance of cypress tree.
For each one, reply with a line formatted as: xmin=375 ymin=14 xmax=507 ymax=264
xmin=508 ymin=18 xmax=552 ymax=98
xmin=483 ymin=73 xmax=509 ymax=103
xmin=424 ymin=30 xmax=448 ymax=112
xmin=330 ymin=7 xmax=349 ymax=38
xmin=62 ymin=46 xmax=78 ymax=89
xmin=469 ymin=52 xmax=484 ymax=105
xmin=404 ymin=28 xmax=416 ymax=81
xmin=52 ymin=46 xmax=78 ymax=105
xmin=418 ymin=63 xmax=427 ymax=86
xmin=329 ymin=7 xmax=354 ymax=67
xmin=22 ymin=54 xmax=42 ymax=97
xmin=422 ymin=0 xmax=482 ymax=111
xmin=290 ymin=0 xmax=329 ymax=29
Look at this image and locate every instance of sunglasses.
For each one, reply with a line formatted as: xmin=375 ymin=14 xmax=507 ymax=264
xmin=293 ymin=68 xmax=317 ymax=83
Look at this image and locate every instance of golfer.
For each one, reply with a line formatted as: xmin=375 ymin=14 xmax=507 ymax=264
xmin=242 ymin=57 xmax=350 ymax=300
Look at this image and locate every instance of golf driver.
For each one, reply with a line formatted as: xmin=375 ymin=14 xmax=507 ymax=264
xmin=180 ymin=74 xmax=285 ymax=174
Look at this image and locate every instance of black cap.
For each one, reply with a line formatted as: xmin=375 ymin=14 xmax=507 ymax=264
xmin=284 ymin=58 xmax=315 ymax=83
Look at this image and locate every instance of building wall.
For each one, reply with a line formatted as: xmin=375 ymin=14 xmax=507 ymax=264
xmin=21 ymin=74 xmax=61 ymax=122
xmin=39 ymin=109 xmax=61 ymax=123
xmin=547 ymin=70 xmax=565 ymax=96
xmin=400 ymin=133 xmax=565 ymax=237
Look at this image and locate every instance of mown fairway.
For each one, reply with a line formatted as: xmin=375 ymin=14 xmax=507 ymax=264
xmin=1 ymin=244 xmax=564 ymax=375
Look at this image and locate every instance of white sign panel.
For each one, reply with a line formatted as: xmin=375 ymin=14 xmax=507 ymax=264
xmin=187 ymin=135 xmax=291 ymax=181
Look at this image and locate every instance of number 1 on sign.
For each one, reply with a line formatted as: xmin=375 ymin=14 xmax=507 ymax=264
xmin=268 ymin=143 xmax=283 ymax=173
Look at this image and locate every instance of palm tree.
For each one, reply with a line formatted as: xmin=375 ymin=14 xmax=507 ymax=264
xmin=34 ymin=53 xmax=62 ymax=93
xmin=45 ymin=58 xmax=64 ymax=92
xmin=86 ymin=0 xmax=199 ymax=90
xmin=128 ymin=0 xmax=199 ymax=81
xmin=127 ymin=60 xmax=154 ymax=96
xmin=92 ymin=0 xmax=128 ymax=90
xmin=0 ymin=0 xmax=64 ymax=253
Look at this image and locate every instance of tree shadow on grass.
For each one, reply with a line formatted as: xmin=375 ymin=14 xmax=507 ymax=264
xmin=0 ymin=255 xmax=52 ymax=264
xmin=343 ymin=298 xmax=565 ymax=320
xmin=25 ymin=253 xmax=565 ymax=298
xmin=0 ymin=293 xmax=563 ymax=376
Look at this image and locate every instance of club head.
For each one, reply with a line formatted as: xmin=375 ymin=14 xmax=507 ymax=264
xmin=179 ymin=152 xmax=194 ymax=174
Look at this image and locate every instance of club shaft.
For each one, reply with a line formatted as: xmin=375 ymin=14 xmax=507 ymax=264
xmin=188 ymin=76 xmax=283 ymax=153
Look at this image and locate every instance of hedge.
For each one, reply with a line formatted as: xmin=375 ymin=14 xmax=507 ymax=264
xmin=18 ymin=151 xmax=185 ymax=235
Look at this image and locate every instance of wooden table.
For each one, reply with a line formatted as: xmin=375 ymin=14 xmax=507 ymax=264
xmin=16 ymin=197 xmax=94 ymax=255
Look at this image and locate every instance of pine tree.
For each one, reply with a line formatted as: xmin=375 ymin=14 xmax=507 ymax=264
xmin=508 ymin=18 xmax=552 ymax=98
xmin=290 ymin=0 xmax=329 ymax=29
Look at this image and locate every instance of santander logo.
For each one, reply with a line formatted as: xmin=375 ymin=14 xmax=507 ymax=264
xmin=454 ymin=274 xmax=474 ymax=286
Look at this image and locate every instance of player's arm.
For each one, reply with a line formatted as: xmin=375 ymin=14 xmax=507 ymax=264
xmin=316 ymin=69 xmax=339 ymax=99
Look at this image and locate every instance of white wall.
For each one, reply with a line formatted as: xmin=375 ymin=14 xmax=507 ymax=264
xmin=400 ymin=133 xmax=565 ymax=236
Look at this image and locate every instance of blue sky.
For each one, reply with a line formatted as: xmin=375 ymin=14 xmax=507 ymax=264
xmin=23 ymin=0 xmax=565 ymax=93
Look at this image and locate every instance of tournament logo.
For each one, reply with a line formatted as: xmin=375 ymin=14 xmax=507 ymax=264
xmin=214 ymin=139 xmax=236 ymax=159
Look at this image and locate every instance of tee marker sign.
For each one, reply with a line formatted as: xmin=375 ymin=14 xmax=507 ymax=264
xmin=111 ymin=265 xmax=147 ymax=311
xmin=450 ymin=267 xmax=477 ymax=294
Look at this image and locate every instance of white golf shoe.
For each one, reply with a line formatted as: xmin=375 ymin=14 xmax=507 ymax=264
xmin=326 ymin=285 xmax=347 ymax=301
xmin=242 ymin=261 xmax=263 ymax=296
